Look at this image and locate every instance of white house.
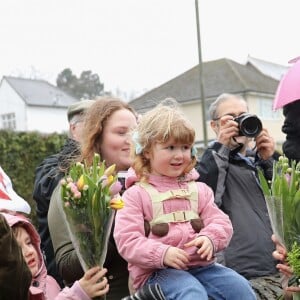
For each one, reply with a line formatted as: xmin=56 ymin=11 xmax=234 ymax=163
xmin=0 ymin=76 xmax=78 ymax=133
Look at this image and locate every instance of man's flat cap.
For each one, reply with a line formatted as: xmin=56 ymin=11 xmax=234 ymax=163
xmin=67 ymin=100 xmax=95 ymax=122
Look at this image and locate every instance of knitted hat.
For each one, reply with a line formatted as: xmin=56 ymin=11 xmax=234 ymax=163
xmin=67 ymin=99 xmax=95 ymax=122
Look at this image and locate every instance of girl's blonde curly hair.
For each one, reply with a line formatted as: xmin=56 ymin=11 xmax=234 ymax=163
xmin=132 ymin=98 xmax=197 ymax=181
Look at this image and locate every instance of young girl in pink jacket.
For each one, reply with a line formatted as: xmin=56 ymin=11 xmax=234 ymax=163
xmin=114 ymin=99 xmax=256 ymax=300
xmin=1 ymin=212 xmax=109 ymax=300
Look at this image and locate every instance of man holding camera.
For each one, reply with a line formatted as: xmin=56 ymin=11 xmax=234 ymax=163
xmin=196 ymin=93 xmax=281 ymax=299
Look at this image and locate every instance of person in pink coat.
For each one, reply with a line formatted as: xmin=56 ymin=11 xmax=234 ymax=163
xmin=1 ymin=212 xmax=109 ymax=300
xmin=114 ymin=99 xmax=256 ymax=300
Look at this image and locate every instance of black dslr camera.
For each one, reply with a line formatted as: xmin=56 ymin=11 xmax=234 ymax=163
xmin=234 ymin=114 xmax=262 ymax=138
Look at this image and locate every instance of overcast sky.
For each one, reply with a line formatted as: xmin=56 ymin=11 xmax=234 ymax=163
xmin=1 ymin=0 xmax=299 ymax=97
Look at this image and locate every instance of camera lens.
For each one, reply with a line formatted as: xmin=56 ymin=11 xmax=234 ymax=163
xmin=238 ymin=115 xmax=262 ymax=137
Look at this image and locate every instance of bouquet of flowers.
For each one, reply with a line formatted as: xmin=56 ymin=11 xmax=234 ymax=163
xmin=60 ymin=153 xmax=124 ymax=299
xmin=258 ymin=156 xmax=300 ymax=299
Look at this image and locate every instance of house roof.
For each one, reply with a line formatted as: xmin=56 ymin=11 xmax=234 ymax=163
xmin=247 ymin=55 xmax=289 ymax=80
xmin=3 ymin=76 xmax=77 ymax=107
xmin=129 ymin=58 xmax=279 ymax=112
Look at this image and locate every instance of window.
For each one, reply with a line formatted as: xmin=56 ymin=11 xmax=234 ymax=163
xmin=1 ymin=113 xmax=16 ymax=130
xmin=258 ymin=98 xmax=280 ymax=119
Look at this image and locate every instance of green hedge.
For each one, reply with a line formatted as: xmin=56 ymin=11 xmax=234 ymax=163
xmin=0 ymin=130 xmax=67 ymax=226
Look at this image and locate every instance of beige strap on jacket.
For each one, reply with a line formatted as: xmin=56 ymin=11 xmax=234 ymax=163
xmin=137 ymin=181 xmax=199 ymax=226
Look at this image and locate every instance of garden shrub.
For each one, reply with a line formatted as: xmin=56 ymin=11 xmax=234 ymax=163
xmin=0 ymin=130 xmax=67 ymax=226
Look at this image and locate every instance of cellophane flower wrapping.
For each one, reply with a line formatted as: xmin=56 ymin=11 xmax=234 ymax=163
xmin=258 ymin=156 xmax=300 ymax=296
xmin=59 ymin=153 xmax=124 ymax=299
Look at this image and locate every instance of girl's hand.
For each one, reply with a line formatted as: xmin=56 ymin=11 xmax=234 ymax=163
xmin=184 ymin=236 xmax=214 ymax=261
xmin=163 ymin=246 xmax=190 ymax=270
xmin=79 ymin=266 xmax=109 ymax=298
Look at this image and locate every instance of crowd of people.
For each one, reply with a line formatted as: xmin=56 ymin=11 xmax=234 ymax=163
xmin=0 ymin=92 xmax=299 ymax=299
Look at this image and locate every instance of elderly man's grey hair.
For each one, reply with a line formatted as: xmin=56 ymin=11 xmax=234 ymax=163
xmin=208 ymin=93 xmax=247 ymax=120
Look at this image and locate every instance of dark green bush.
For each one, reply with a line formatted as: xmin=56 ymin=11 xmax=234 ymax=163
xmin=0 ymin=130 xmax=67 ymax=226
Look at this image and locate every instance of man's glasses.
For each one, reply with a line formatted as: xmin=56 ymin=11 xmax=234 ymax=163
xmin=212 ymin=113 xmax=247 ymax=121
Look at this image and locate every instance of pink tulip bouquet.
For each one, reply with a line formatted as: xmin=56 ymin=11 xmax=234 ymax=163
xmin=60 ymin=153 xmax=124 ymax=299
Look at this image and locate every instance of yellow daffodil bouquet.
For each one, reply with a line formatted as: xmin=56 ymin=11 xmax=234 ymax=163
xmin=258 ymin=156 xmax=300 ymax=297
xmin=60 ymin=153 xmax=124 ymax=274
